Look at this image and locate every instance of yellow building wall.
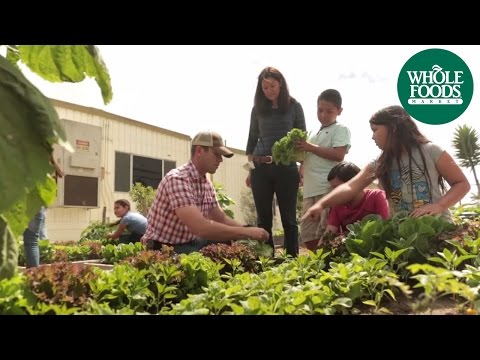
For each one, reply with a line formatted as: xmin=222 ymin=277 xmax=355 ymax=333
xmin=209 ymin=148 xmax=249 ymax=224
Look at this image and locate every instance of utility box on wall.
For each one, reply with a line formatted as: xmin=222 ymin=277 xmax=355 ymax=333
xmin=52 ymin=120 xmax=102 ymax=208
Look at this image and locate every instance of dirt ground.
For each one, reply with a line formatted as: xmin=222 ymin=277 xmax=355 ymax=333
xmin=382 ymin=296 xmax=463 ymax=315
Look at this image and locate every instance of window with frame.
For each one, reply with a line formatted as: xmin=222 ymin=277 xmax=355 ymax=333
xmin=114 ymin=152 xmax=176 ymax=192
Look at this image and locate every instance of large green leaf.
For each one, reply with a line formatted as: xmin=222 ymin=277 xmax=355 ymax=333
xmin=0 ymin=216 xmax=18 ymax=280
xmin=5 ymin=45 xmax=20 ymax=68
xmin=1 ymin=45 xmax=112 ymax=279
xmin=0 ymin=56 xmax=65 ymax=215
xmin=16 ymin=45 xmax=112 ymax=105
xmin=3 ymin=176 xmax=57 ymax=239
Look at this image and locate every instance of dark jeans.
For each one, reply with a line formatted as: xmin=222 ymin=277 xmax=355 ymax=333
xmin=250 ymin=162 xmax=299 ymax=257
xmin=119 ymin=232 xmax=143 ymax=244
xmin=147 ymin=238 xmax=215 ymax=254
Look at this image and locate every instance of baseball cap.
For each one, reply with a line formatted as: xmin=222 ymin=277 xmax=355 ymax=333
xmin=192 ymin=131 xmax=234 ymax=158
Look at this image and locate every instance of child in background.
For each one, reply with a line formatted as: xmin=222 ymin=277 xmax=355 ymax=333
xmin=107 ymin=199 xmax=147 ymax=244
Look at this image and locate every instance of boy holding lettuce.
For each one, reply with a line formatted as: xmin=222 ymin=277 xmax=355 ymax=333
xmin=295 ymin=89 xmax=351 ymax=251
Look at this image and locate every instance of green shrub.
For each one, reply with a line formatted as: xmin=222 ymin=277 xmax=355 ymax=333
xmin=130 ymin=182 xmax=156 ymax=217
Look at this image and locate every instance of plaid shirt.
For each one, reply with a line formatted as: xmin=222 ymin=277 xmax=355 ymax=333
xmin=143 ymin=160 xmax=219 ymax=244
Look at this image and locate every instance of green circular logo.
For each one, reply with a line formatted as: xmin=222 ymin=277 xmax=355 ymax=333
xmin=397 ymin=48 xmax=473 ymax=125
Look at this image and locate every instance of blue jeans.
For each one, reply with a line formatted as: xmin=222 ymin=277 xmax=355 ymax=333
xmin=39 ymin=208 xmax=48 ymax=239
xmin=119 ymin=232 xmax=143 ymax=244
xmin=23 ymin=207 xmax=46 ymax=268
xmin=147 ymin=238 xmax=219 ymax=254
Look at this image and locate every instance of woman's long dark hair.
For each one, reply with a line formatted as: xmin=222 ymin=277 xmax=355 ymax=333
xmin=369 ymin=105 xmax=446 ymax=198
xmin=254 ymin=66 xmax=295 ymax=115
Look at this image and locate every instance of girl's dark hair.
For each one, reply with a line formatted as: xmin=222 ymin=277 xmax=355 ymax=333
xmin=115 ymin=199 xmax=131 ymax=210
xmin=327 ymin=161 xmax=360 ymax=182
xmin=111 ymin=199 xmax=131 ymax=225
xmin=254 ymin=66 xmax=295 ymax=115
xmin=369 ymin=105 xmax=446 ymax=197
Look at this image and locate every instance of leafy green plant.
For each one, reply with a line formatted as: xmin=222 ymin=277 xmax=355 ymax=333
xmin=200 ymin=242 xmax=258 ymax=273
xmin=408 ymin=263 xmax=475 ymax=313
xmin=428 ymin=248 xmax=477 ymax=271
xmin=89 ymin=264 xmax=156 ymax=313
xmin=321 ymin=233 xmax=351 ymax=263
xmin=214 ymin=182 xmax=236 ymax=219
xmin=121 ymin=248 xmax=177 ymax=270
xmin=52 ymin=242 xmax=102 ymax=262
xmin=389 ymin=215 xmax=454 ymax=263
xmin=130 ymin=182 xmax=156 ymax=217
xmin=24 ymin=262 xmax=99 ymax=310
xmin=83 ymin=301 xmax=137 ymax=315
xmin=0 ymin=274 xmax=33 ymax=314
xmin=101 ymin=242 xmax=145 ymax=264
xmin=239 ymin=189 xmax=257 ymax=225
xmin=371 ymin=246 xmax=413 ymax=280
xmin=79 ymin=221 xmax=112 ymax=244
xmin=446 ymin=236 xmax=480 ymax=267
xmin=272 ymin=128 xmax=307 ymax=165
xmin=344 ymin=214 xmax=389 ymax=257
xmin=236 ymin=239 xmax=273 ymax=258
xmin=344 ymin=213 xmax=455 ymax=265
xmin=180 ymin=252 xmax=223 ymax=283
xmin=0 ymin=45 xmax=112 ymax=279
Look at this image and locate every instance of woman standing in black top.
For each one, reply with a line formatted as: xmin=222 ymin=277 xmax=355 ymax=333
xmin=245 ymin=67 xmax=306 ymax=257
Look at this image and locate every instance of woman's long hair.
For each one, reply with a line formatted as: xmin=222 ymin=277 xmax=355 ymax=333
xmin=254 ymin=66 xmax=295 ymax=115
xmin=369 ymin=105 xmax=446 ymax=198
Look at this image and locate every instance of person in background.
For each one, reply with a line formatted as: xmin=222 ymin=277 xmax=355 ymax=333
xmin=303 ymin=105 xmax=470 ymax=224
xmin=107 ymin=199 xmax=147 ymax=244
xmin=245 ymin=67 xmax=306 ymax=257
xmin=295 ymin=89 xmax=351 ymax=251
xmin=39 ymin=220 xmax=48 ymax=240
xmin=142 ymin=130 xmax=269 ymax=254
xmin=23 ymin=155 xmax=63 ymax=268
xmin=316 ymin=161 xmax=389 ymax=248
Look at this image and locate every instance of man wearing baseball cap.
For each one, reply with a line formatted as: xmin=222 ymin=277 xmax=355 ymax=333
xmin=142 ymin=130 xmax=269 ymax=254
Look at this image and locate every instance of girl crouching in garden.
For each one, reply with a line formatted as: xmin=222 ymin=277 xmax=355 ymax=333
xmin=107 ymin=199 xmax=147 ymax=244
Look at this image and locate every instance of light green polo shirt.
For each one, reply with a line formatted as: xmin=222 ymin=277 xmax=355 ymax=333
xmin=303 ymin=122 xmax=351 ymax=198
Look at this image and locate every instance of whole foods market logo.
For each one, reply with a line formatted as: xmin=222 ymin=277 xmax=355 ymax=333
xmin=397 ymin=48 xmax=473 ymax=125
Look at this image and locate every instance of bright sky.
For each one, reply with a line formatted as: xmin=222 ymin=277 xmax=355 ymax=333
xmin=20 ymin=45 xmax=480 ymax=202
